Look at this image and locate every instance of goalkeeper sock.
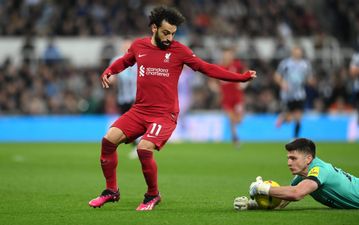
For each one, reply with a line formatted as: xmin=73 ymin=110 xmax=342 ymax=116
xmin=100 ymin=138 xmax=118 ymax=192
xmin=137 ymin=149 xmax=158 ymax=196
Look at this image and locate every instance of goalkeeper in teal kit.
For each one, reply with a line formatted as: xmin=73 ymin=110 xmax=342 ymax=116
xmin=235 ymin=138 xmax=359 ymax=210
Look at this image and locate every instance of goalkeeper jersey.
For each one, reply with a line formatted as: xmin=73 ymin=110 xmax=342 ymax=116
xmin=291 ymin=157 xmax=359 ymax=209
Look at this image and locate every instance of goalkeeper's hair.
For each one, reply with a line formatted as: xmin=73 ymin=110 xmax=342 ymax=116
xmin=148 ymin=6 xmax=185 ymax=27
xmin=285 ymin=138 xmax=316 ymax=158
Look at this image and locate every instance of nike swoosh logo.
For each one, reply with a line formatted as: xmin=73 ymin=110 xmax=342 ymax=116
xmin=146 ymin=134 xmax=156 ymax=138
xmin=138 ymin=54 xmax=146 ymax=58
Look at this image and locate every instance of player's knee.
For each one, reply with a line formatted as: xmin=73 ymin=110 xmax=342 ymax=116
xmin=104 ymin=127 xmax=127 ymax=145
xmin=137 ymin=140 xmax=156 ymax=151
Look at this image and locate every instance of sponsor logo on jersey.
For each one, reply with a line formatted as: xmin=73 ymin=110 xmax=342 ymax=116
xmin=164 ymin=53 xmax=171 ymax=62
xmin=139 ymin=65 xmax=145 ymax=77
xmin=308 ymin=166 xmax=320 ymax=177
xmin=138 ymin=65 xmax=169 ymax=77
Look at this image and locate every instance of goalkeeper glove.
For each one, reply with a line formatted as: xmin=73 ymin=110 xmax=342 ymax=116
xmin=233 ymin=196 xmax=258 ymax=210
xmin=249 ymin=176 xmax=271 ymax=197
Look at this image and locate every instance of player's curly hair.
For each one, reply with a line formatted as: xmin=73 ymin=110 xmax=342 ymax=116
xmin=285 ymin=138 xmax=316 ymax=158
xmin=148 ymin=6 xmax=185 ymax=27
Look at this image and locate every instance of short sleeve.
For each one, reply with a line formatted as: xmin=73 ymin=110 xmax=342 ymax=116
xmin=306 ymin=166 xmax=328 ymax=186
xmin=291 ymin=175 xmax=303 ymax=186
xmin=276 ymin=60 xmax=286 ymax=76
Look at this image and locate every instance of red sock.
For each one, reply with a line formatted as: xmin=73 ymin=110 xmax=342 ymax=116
xmin=137 ymin=149 xmax=158 ymax=196
xmin=100 ymin=138 xmax=118 ymax=191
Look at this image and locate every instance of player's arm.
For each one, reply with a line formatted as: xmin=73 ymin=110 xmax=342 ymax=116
xmin=269 ymin=179 xmax=318 ymax=201
xmin=101 ymin=49 xmax=136 ymax=88
xmin=274 ymin=71 xmax=288 ymax=91
xmin=252 ymin=178 xmax=318 ymax=201
xmin=197 ymin=58 xmax=256 ymax=82
xmin=182 ymin=49 xmax=256 ymax=82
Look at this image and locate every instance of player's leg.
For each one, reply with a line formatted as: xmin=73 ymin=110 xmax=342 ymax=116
xmin=223 ymin=101 xmax=240 ymax=145
xmin=136 ymin=115 xmax=177 ymax=211
xmin=101 ymin=127 xmax=128 ymax=191
xmin=128 ymin=139 xmax=140 ymax=159
xmin=136 ymin=140 xmax=161 ymax=211
xmin=89 ymin=127 xmax=127 ymax=208
xmin=89 ymin=111 xmax=146 ymax=208
xmin=227 ymin=110 xmax=238 ymax=143
xmin=232 ymin=103 xmax=244 ymax=147
xmin=292 ymin=100 xmax=304 ymax=138
xmin=276 ymin=101 xmax=292 ymax=128
xmin=293 ymin=109 xmax=303 ymax=138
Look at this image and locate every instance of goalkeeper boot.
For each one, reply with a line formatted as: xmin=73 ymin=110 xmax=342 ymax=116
xmin=136 ymin=193 xmax=161 ymax=211
xmin=89 ymin=189 xmax=120 ymax=208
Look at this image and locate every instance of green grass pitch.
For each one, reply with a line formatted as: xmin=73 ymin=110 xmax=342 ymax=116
xmin=0 ymin=142 xmax=358 ymax=225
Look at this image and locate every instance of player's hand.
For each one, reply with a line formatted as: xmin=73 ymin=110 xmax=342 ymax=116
xmin=101 ymin=68 xmax=113 ymax=88
xmin=249 ymin=176 xmax=270 ymax=197
xmin=234 ymin=196 xmax=249 ymax=210
xmin=234 ymin=196 xmax=258 ymax=211
xmin=241 ymin=70 xmax=257 ymax=81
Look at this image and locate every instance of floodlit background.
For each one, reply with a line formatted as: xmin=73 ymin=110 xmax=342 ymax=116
xmin=0 ymin=0 xmax=359 ymax=142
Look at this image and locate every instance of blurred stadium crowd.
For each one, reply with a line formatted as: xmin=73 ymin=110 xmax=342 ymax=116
xmin=0 ymin=0 xmax=359 ymax=115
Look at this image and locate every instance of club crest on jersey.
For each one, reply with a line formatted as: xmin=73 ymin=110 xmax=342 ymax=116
xmin=164 ymin=53 xmax=171 ymax=63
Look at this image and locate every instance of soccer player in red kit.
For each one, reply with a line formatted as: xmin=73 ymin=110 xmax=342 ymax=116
xmin=88 ymin=6 xmax=256 ymax=211
xmin=219 ymin=47 xmax=247 ymax=147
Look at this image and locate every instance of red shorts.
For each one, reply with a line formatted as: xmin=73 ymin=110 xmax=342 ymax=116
xmin=221 ymin=95 xmax=244 ymax=113
xmin=111 ymin=108 xmax=178 ymax=150
xmin=221 ymin=84 xmax=244 ymax=113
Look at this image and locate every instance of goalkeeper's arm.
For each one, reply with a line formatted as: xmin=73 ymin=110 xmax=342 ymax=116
xmin=250 ymin=177 xmax=318 ymax=201
xmin=268 ymin=179 xmax=318 ymax=201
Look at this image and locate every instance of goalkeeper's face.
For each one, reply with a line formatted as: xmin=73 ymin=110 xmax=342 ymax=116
xmin=287 ymin=150 xmax=313 ymax=176
xmin=153 ymin=20 xmax=177 ymax=50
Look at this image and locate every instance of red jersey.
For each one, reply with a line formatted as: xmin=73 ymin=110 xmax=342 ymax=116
xmin=106 ymin=37 xmax=251 ymax=115
xmin=220 ymin=60 xmax=245 ymax=104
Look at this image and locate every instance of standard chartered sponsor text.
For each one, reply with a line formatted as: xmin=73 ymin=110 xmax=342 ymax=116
xmin=146 ymin=67 xmax=170 ymax=77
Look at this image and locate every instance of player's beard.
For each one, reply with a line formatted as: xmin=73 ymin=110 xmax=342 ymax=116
xmin=155 ymin=31 xmax=171 ymax=50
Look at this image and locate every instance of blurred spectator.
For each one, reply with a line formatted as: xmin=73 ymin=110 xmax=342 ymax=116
xmin=349 ymin=48 xmax=359 ymax=122
xmin=0 ymin=0 xmax=356 ymax=45
xmin=0 ymin=1 xmax=359 ymax=116
xmin=21 ymin=35 xmax=36 ymax=64
xmin=328 ymin=96 xmax=354 ymax=114
xmin=43 ymin=37 xmax=62 ymax=65
xmin=100 ymin=37 xmax=116 ymax=67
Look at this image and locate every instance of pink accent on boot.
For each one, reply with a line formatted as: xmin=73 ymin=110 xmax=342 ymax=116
xmin=89 ymin=189 xmax=120 ymax=208
xmin=136 ymin=194 xmax=161 ymax=211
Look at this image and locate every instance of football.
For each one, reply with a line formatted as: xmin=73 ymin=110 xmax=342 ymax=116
xmin=254 ymin=180 xmax=282 ymax=209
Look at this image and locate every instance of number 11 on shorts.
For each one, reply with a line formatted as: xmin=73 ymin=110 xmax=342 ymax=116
xmin=150 ymin=123 xmax=162 ymax=136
